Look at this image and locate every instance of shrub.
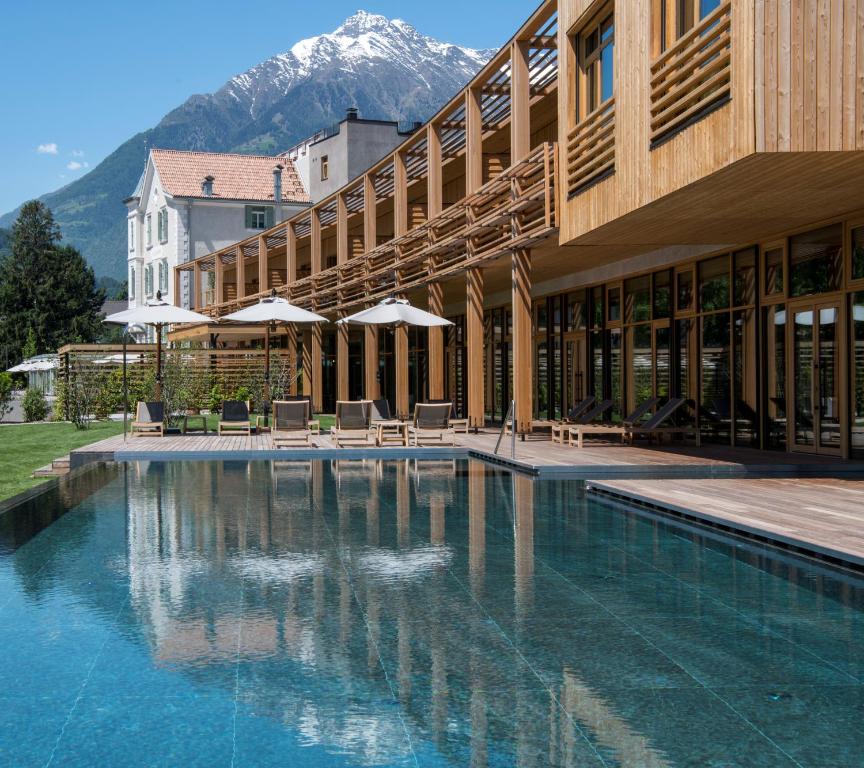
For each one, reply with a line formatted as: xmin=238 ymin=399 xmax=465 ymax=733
xmin=22 ymin=387 xmax=48 ymax=422
xmin=0 ymin=372 xmax=13 ymax=422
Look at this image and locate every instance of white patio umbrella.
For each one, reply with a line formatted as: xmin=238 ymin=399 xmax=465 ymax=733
xmin=336 ymin=297 xmax=453 ymax=328
xmin=221 ymin=292 xmax=327 ymax=415
xmin=104 ymin=292 xmax=210 ymax=438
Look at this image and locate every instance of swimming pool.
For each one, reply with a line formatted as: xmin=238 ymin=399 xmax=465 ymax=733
xmin=1 ymin=459 xmax=863 ymax=767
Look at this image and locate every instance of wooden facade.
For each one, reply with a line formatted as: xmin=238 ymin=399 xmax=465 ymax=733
xmin=175 ymin=0 xmax=864 ymax=457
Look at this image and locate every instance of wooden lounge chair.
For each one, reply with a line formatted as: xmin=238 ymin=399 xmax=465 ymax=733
xmin=218 ymin=400 xmax=252 ymax=436
xmin=628 ymin=398 xmax=701 ymax=446
xmin=550 ymin=396 xmax=596 ymax=443
xmin=370 ymin=398 xmax=392 ymax=422
xmin=332 ymin=400 xmax=377 ymax=447
xmin=567 ymin=398 xmax=660 ymax=448
xmin=272 ymin=400 xmax=313 ymax=447
xmin=426 ymin=399 xmax=469 ymax=433
xmin=408 ymin=402 xmax=456 ymax=446
xmin=280 ymin=396 xmax=320 ymax=434
xmin=131 ymin=401 xmax=164 ymax=437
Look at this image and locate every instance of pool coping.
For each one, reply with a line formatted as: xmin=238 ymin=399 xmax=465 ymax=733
xmin=587 ymin=480 xmax=864 ymax=573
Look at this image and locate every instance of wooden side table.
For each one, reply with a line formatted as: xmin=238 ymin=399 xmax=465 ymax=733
xmin=376 ymin=420 xmax=409 ymax=447
xmin=183 ymin=414 xmax=208 ymax=435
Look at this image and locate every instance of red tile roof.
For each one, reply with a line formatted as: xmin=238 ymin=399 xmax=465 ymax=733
xmin=150 ymin=149 xmax=309 ymax=203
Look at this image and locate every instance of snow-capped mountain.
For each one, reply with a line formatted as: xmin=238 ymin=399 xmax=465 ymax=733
xmin=0 ymin=11 xmax=496 ymax=278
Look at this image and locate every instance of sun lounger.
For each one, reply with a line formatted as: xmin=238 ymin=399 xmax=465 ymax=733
xmin=550 ymin=396 xmax=597 ymax=443
xmin=567 ymin=397 xmax=660 ymax=447
xmin=628 ymin=398 xmax=700 ymax=446
xmin=370 ymin=398 xmax=392 ymax=422
xmin=272 ymin=400 xmax=313 ymax=447
xmin=131 ymin=401 xmax=164 ymax=437
xmin=218 ymin=400 xmax=252 ymax=436
xmin=408 ymin=402 xmax=456 ymax=446
xmin=332 ymin=401 xmax=377 ymax=447
xmin=425 ymin=399 xmax=469 ymax=433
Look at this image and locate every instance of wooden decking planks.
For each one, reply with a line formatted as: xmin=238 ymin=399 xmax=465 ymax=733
xmin=591 ymin=477 xmax=864 ymax=567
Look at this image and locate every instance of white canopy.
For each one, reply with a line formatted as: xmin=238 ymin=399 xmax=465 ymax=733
xmin=221 ymin=296 xmax=327 ymax=324
xmin=104 ymin=298 xmax=210 ymax=326
xmin=337 ymin=298 xmax=453 ymax=328
xmin=7 ymin=358 xmax=57 ymax=373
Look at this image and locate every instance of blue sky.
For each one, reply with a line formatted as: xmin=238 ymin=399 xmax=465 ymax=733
xmin=0 ymin=0 xmax=532 ymax=215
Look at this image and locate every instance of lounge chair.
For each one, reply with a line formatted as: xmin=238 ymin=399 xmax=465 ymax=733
xmin=408 ymin=402 xmax=456 ymax=446
xmin=567 ymin=398 xmax=660 ymax=448
xmin=370 ymin=398 xmax=393 ymax=422
xmin=218 ymin=400 xmax=252 ymax=436
xmin=332 ymin=401 xmax=377 ymax=447
xmin=550 ymin=396 xmax=596 ymax=443
xmin=272 ymin=400 xmax=313 ymax=447
xmin=426 ymin=399 xmax=469 ymax=433
xmin=131 ymin=401 xmax=164 ymax=437
xmin=628 ymin=398 xmax=700 ymax=446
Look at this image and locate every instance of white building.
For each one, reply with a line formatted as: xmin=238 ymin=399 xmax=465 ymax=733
xmin=125 ymin=150 xmax=309 ymax=315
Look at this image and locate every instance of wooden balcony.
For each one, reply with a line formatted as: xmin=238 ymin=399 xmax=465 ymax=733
xmin=649 ymin=0 xmax=732 ymax=144
xmin=565 ymin=97 xmax=615 ymax=196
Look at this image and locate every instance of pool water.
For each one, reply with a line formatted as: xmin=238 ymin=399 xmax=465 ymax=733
xmin=1 ymin=460 xmax=864 ymax=767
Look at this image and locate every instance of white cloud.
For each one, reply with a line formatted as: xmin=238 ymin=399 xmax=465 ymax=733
xmin=71 ymin=149 xmax=84 ymax=157
xmin=37 ymin=143 xmax=58 ymax=155
xmin=66 ymin=160 xmax=89 ymax=171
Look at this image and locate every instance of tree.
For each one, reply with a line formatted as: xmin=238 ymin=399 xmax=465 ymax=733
xmin=0 ymin=202 xmax=105 ymax=365
xmin=0 ymin=372 xmax=13 ymax=422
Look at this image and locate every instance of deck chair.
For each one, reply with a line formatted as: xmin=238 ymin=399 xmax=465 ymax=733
xmin=370 ymin=398 xmax=393 ymax=422
xmin=628 ymin=397 xmax=700 ymax=446
xmin=567 ymin=398 xmax=660 ymax=448
xmin=551 ymin=396 xmax=596 ymax=443
xmin=218 ymin=400 xmax=251 ymax=436
xmin=426 ymin=399 xmax=469 ymax=433
xmin=408 ymin=402 xmax=456 ymax=446
xmin=332 ymin=401 xmax=377 ymax=447
xmin=272 ymin=400 xmax=313 ymax=447
xmin=279 ymin=395 xmax=320 ymax=434
xmin=131 ymin=401 xmax=164 ymax=437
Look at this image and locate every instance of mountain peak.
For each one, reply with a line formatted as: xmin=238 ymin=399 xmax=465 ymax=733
xmin=336 ymin=10 xmax=399 ymax=35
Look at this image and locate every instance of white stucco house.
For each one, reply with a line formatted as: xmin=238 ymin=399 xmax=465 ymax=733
xmin=125 ymin=149 xmax=309 ymax=319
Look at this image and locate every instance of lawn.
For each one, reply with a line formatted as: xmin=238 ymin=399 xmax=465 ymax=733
xmin=0 ymin=413 xmax=337 ymax=502
xmin=0 ymin=420 xmax=125 ymax=501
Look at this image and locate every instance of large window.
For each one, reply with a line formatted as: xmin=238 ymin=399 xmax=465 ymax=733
xmin=657 ymin=0 xmax=723 ymax=54
xmin=157 ymin=208 xmax=168 ymax=244
xmin=575 ymin=5 xmax=614 ymax=121
xmin=789 ymin=225 xmax=843 ymax=297
xmin=245 ymin=205 xmax=274 ymax=230
xmin=146 ymin=214 xmax=152 ymax=247
xmin=320 ymin=155 xmax=329 ymax=181
xmin=128 ymin=220 xmax=135 ymax=251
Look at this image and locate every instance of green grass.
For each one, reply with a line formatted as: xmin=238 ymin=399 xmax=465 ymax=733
xmin=0 ymin=420 xmax=125 ymax=501
xmin=0 ymin=412 xmax=337 ymax=503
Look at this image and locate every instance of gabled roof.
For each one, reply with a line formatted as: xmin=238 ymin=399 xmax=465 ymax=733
xmin=149 ymin=149 xmax=309 ymax=203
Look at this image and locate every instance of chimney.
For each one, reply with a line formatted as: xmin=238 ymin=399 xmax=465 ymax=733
xmin=346 ymin=107 xmax=359 ymax=121
xmin=273 ymin=164 xmax=283 ymax=203
xmin=202 ymin=175 xmax=214 ymax=197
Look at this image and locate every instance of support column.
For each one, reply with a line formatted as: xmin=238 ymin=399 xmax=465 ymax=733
xmin=336 ymin=195 xmax=349 ymax=402
xmin=235 ymin=245 xmax=245 ymax=300
xmin=427 ymin=124 xmax=443 ymax=218
xmin=191 ymin=262 xmax=201 ymax=310
xmin=311 ymin=324 xmax=323 ymax=413
xmin=512 ymin=249 xmax=533 ymax=434
xmin=364 ymin=326 xmax=379 ymax=400
xmin=428 ymin=282 xmax=444 ymax=400
xmin=286 ymin=324 xmax=298 ymax=396
xmin=257 ymin=235 xmax=268 ymax=296
xmin=302 ymin=329 xmax=312 ymax=400
xmin=510 ymin=40 xmax=531 ymax=163
xmin=395 ymin=325 xmax=409 ymax=419
xmin=286 ymin=224 xmax=297 ymax=284
xmin=466 ymin=268 xmax=484 ymax=430
xmin=215 ymin=254 xmax=224 ymax=305
xmin=173 ymin=267 xmax=182 ymax=306
xmin=465 ymin=87 xmax=483 ymax=193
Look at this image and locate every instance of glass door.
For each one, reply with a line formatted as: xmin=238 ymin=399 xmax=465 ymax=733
xmin=791 ymin=300 xmax=842 ymax=454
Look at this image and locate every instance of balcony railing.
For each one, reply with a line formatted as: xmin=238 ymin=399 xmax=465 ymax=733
xmin=650 ymin=0 xmax=732 ymax=144
xmin=201 ymin=142 xmax=558 ymax=318
xmin=566 ymin=97 xmax=615 ymax=196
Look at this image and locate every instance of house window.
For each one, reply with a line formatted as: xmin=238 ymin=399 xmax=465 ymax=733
xmin=245 ymin=205 xmax=274 ymax=230
xmin=321 ymin=155 xmax=329 ymax=181
xmin=128 ymin=220 xmax=135 ymax=251
xmin=157 ymin=208 xmax=168 ymax=243
xmin=144 ymin=264 xmax=154 ymax=297
xmin=129 ymin=267 xmax=136 ymax=299
xmin=146 ymin=214 xmax=152 ymax=247
xmin=576 ymin=6 xmax=614 ymax=120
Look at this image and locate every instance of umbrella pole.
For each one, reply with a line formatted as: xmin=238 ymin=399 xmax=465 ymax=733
xmin=123 ymin=329 xmax=128 ymax=442
xmin=264 ymin=322 xmax=271 ymax=426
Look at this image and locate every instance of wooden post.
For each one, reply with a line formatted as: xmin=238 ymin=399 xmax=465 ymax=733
xmin=427 ymin=123 xmax=443 ymax=218
xmin=466 ymin=87 xmax=483 ymax=193
xmin=236 ymin=245 xmax=245 ymax=300
xmin=286 ymin=224 xmax=297 ymax=284
xmin=286 ymin=324 xmax=298 ymax=396
xmin=257 ymin=235 xmax=268 ymax=295
xmin=364 ymin=326 xmax=379 ymax=400
xmin=395 ymin=325 xmax=409 ymax=419
xmin=428 ymin=282 xmax=444 ymax=399
xmin=394 ymin=151 xmax=408 ymax=239
xmin=302 ymin=329 xmax=312 ymax=400
xmin=310 ymin=209 xmax=321 ymax=274
xmin=311 ymin=324 xmax=323 ymax=413
xmin=173 ymin=267 xmax=182 ymax=307
xmin=336 ymin=194 xmax=349 ymax=401
xmin=510 ymin=40 xmax=531 ymax=163
xmin=191 ymin=262 xmax=201 ymax=310
xmin=512 ymin=249 xmax=532 ymax=433
xmin=215 ymin=254 xmax=224 ymax=305
xmin=363 ymin=174 xmax=377 ymax=250
xmin=466 ymin=268 xmax=484 ymax=429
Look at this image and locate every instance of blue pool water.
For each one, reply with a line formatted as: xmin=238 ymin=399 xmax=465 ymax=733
xmin=1 ymin=460 xmax=863 ymax=767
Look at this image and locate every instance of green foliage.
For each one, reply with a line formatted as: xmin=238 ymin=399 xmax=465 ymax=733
xmin=207 ymin=382 xmax=225 ymax=414
xmin=0 ymin=372 xmax=13 ymax=421
xmin=22 ymin=388 xmax=48 ymax=422
xmin=0 ymin=202 xmax=105 ymax=366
